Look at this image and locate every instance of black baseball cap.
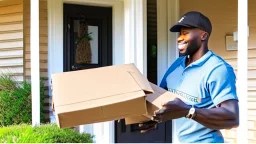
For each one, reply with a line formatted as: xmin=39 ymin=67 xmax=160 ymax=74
xmin=170 ymin=11 xmax=212 ymax=35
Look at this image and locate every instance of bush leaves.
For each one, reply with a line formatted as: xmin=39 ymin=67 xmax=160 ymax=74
xmin=0 ymin=124 xmax=93 ymax=143
xmin=0 ymin=74 xmax=46 ymax=126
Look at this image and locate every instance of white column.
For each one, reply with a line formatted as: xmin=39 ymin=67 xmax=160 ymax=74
xmin=30 ymin=0 xmax=40 ymax=126
xmin=135 ymin=0 xmax=147 ymax=75
xmin=157 ymin=0 xmax=168 ymax=85
xmin=48 ymin=0 xmax=64 ymax=77
xmin=237 ymin=0 xmax=248 ymax=143
xmin=112 ymin=2 xmax=124 ymax=65
xmin=167 ymin=0 xmax=179 ymax=66
xmin=124 ymin=0 xmax=136 ymax=64
xmin=157 ymin=0 xmax=179 ymax=85
xmin=124 ymin=0 xmax=147 ymax=75
xmin=47 ymin=0 xmax=64 ymax=123
xmin=167 ymin=1 xmax=180 ymax=143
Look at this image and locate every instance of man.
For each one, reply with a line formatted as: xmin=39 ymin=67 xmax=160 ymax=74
xmin=139 ymin=11 xmax=239 ymax=143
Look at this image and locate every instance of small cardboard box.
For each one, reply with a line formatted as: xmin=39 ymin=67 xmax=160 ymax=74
xmin=125 ymin=82 xmax=178 ymax=125
xmin=51 ymin=63 xmax=153 ymax=128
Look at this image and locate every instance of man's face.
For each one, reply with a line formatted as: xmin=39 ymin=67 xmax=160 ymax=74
xmin=177 ymin=27 xmax=204 ymax=56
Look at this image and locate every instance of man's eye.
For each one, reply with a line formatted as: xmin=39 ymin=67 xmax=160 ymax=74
xmin=179 ymin=32 xmax=189 ymax=36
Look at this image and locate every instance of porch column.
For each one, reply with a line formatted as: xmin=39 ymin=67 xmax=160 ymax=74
xmin=135 ymin=0 xmax=147 ymax=75
xmin=237 ymin=0 xmax=248 ymax=143
xmin=30 ymin=0 xmax=40 ymax=126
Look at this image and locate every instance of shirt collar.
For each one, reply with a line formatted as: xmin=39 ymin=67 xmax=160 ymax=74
xmin=181 ymin=50 xmax=214 ymax=68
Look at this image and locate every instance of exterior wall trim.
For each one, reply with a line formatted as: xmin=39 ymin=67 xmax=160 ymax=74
xmin=31 ymin=0 xmax=41 ymax=126
xmin=157 ymin=0 xmax=179 ymax=141
xmin=237 ymin=0 xmax=248 ymax=143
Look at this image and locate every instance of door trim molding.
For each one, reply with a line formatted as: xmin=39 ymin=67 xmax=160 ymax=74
xmin=157 ymin=0 xmax=179 ymax=142
xmin=157 ymin=0 xmax=179 ymax=85
xmin=124 ymin=0 xmax=147 ymax=75
xmin=63 ymin=4 xmax=113 ymax=71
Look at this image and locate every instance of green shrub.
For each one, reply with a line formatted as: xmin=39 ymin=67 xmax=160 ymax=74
xmin=0 ymin=73 xmax=16 ymax=91
xmin=0 ymin=123 xmax=93 ymax=143
xmin=0 ymin=73 xmax=46 ymax=126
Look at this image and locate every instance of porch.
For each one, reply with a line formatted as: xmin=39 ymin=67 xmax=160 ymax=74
xmin=0 ymin=0 xmax=251 ymax=143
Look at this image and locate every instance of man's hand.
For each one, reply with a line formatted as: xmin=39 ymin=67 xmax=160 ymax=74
xmin=139 ymin=97 xmax=239 ymax=132
xmin=152 ymin=98 xmax=190 ymax=123
xmin=138 ymin=98 xmax=190 ymax=133
xmin=138 ymin=120 xmax=158 ymax=133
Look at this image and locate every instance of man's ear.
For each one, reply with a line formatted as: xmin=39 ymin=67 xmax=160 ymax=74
xmin=201 ymin=32 xmax=208 ymax=41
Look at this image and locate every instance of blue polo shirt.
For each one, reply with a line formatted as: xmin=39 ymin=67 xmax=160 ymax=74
xmin=160 ymin=50 xmax=238 ymax=143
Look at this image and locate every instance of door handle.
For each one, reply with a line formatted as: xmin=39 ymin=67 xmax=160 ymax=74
xmin=72 ymin=65 xmax=79 ymax=70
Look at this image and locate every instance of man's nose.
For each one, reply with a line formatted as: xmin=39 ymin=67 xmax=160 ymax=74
xmin=177 ymin=35 xmax=184 ymax=42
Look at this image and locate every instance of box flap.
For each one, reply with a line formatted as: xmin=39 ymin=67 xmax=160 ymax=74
xmin=145 ymin=82 xmax=178 ymax=115
xmin=125 ymin=82 xmax=179 ymax=125
xmin=120 ymin=64 xmax=154 ymax=94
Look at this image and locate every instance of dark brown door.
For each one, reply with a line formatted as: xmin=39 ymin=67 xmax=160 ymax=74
xmin=63 ymin=4 xmax=112 ymax=71
xmin=115 ymin=120 xmax=172 ymax=143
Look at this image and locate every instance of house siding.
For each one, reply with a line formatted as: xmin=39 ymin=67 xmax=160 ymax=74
xmin=180 ymin=0 xmax=256 ymax=142
xmin=23 ymin=0 xmax=50 ymax=122
xmin=0 ymin=0 xmax=24 ymax=81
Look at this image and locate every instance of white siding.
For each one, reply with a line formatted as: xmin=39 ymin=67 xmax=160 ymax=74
xmin=0 ymin=0 xmax=24 ymax=81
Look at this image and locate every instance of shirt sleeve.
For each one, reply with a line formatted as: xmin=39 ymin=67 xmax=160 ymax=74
xmin=159 ymin=68 xmax=169 ymax=90
xmin=207 ymin=63 xmax=239 ymax=106
xmin=159 ymin=57 xmax=185 ymax=90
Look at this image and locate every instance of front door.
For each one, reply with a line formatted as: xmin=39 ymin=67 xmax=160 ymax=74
xmin=63 ymin=4 xmax=112 ymax=71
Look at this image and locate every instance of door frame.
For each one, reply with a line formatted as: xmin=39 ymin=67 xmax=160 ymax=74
xmin=63 ymin=3 xmax=113 ymax=72
xmin=47 ymin=0 xmax=179 ymax=143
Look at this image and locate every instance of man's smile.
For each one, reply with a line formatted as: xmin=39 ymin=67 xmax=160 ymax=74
xmin=178 ymin=41 xmax=188 ymax=51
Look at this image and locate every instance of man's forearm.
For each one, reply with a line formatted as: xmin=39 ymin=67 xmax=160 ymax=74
xmin=193 ymin=107 xmax=239 ymax=130
xmin=153 ymin=99 xmax=239 ymax=130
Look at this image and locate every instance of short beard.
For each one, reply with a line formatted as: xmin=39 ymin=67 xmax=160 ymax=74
xmin=179 ymin=40 xmax=201 ymax=57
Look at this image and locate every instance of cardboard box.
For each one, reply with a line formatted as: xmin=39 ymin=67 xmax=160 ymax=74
xmin=51 ymin=63 xmax=154 ymax=128
xmin=125 ymin=83 xmax=178 ymax=125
